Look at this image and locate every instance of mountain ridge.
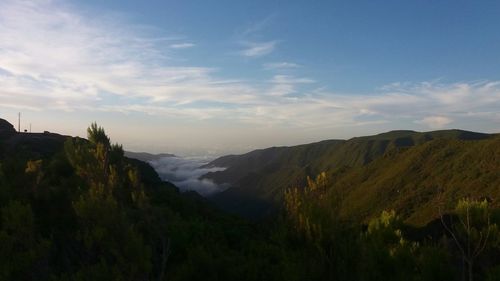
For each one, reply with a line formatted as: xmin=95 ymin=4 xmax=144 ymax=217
xmin=203 ymin=129 xmax=496 ymax=219
xmin=124 ymin=151 xmax=176 ymax=162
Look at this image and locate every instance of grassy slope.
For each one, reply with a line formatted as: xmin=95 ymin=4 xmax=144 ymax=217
xmin=206 ymin=130 xmax=494 ymax=218
xmin=335 ymin=136 xmax=500 ymax=226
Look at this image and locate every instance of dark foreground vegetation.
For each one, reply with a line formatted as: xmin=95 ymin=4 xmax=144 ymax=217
xmin=0 ymin=119 xmax=500 ymax=281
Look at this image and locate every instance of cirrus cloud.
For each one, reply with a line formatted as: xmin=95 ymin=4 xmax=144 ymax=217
xmin=170 ymin=43 xmax=195 ymax=49
xmin=263 ymin=62 xmax=300 ymax=70
xmin=240 ymin=41 xmax=277 ymax=57
xmin=0 ymin=0 xmax=499 ymax=137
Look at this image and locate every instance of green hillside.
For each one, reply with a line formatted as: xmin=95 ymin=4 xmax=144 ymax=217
xmin=333 ymin=136 xmax=500 ymax=226
xmin=2 ymin=119 xmax=500 ymax=280
xmin=0 ymin=120 xmax=294 ymax=281
xmin=205 ymin=130 xmax=494 ymax=218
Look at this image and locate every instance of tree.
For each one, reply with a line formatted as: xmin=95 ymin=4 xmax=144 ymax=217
xmin=87 ymin=123 xmax=110 ymax=148
xmin=361 ymin=210 xmax=419 ymax=281
xmin=72 ymin=185 xmax=152 ymax=280
xmin=62 ymin=123 xmax=153 ymax=279
xmin=65 ymin=123 xmax=147 ymax=208
xmin=440 ymin=198 xmax=498 ymax=281
xmin=284 ymin=172 xmax=331 ymax=241
xmin=284 ymin=173 xmax=358 ymax=281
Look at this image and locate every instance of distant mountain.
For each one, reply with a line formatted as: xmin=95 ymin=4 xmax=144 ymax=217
xmin=203 ymin=129 xmax=495 ymax=219
xmin=124 ymin=151 xmax=176 ymax=162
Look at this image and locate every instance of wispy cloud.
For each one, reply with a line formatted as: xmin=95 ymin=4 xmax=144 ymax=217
xmin=264 ymin=62 xmax=300 ymax=70
xmin=240 ymin=41 xmax=277 ymax=57
xmin=271 ymin=75 xmax=314 ymax=84
xmin=240 ymin=15 xmax=275 ymax=37
xmin=236 ymin=15 xmax=279 ymax=59
xmin=170 ymin=43 xmax=195 ymax=49
xmin=0 ymin=0 xmax=499 ymax=136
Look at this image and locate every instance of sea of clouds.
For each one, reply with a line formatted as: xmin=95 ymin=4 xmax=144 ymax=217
xmin=148 ymin=156 xmax=226 ymax=196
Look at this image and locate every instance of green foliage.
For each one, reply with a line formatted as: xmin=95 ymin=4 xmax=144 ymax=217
xmin=87 ymin=122 xmax=110 ymax=148
xmin=0 ymin=121 xmax=499 ymax=281
xmin=284 ymin=175 xmax=459 ymax=281
xmin=284 ymin=172 xmax=329 ymax=241
xmin=362 ymin=210 xmax=420 ymax=281
xmin=207 ymin=130 xmax=493 ymax=219
xmin=0 ymin=201 xmax=50 ymax=281
xmin=444 ymin=198 xmax=499 ymax=281
xmin=25 ymin=159 xmax=44 ymax=188
xmin=284 ymin=172 xmax=361 ymax=281
xmin=72 ymin=186 xmax=151 ymax=280
xmin=332 ymin=136 xmax=500 ymax=226
xmin=454 ymin=198 xmax=495 ymax=232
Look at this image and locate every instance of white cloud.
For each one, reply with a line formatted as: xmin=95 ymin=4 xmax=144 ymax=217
xmin=271 ymin=75 xmax=314 ymax=84
xmin=0 ymin=0 xmax=499 ymax=137
xmin=264 ymin=62 xmax=300 ymax=70
xmin=0 ymin=0 xmax=259 ymax=110
xmin=149 ymin=156 xmax=226 ymax=196
xmin=267 ymin=75 xmax=315 ymax=97
xmin=240 ymin=41 xmax=277 ymax=57
xmin=170 ymin=43 xmax=195 ymax=49
xmin=416 ymin=116 xmax=453 ymax=129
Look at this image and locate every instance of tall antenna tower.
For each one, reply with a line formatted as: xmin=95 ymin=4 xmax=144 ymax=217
xmin=18 ymin=112 xmax=21 ymax=132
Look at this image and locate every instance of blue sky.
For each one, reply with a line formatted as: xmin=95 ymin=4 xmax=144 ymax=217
xmin=0 ymin=0 xmax=499 ymax=155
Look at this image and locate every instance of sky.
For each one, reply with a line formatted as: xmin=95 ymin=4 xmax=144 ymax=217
xmin=1 ymin=0 xmax=500 ymax=156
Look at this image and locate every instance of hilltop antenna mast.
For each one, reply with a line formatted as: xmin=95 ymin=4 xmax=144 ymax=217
xmin=18 ymin=112 xmax=20 ymax=132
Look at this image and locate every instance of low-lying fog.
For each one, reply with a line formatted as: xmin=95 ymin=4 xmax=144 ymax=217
xmin=148 ymin=156 xmax=226 ymax=196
